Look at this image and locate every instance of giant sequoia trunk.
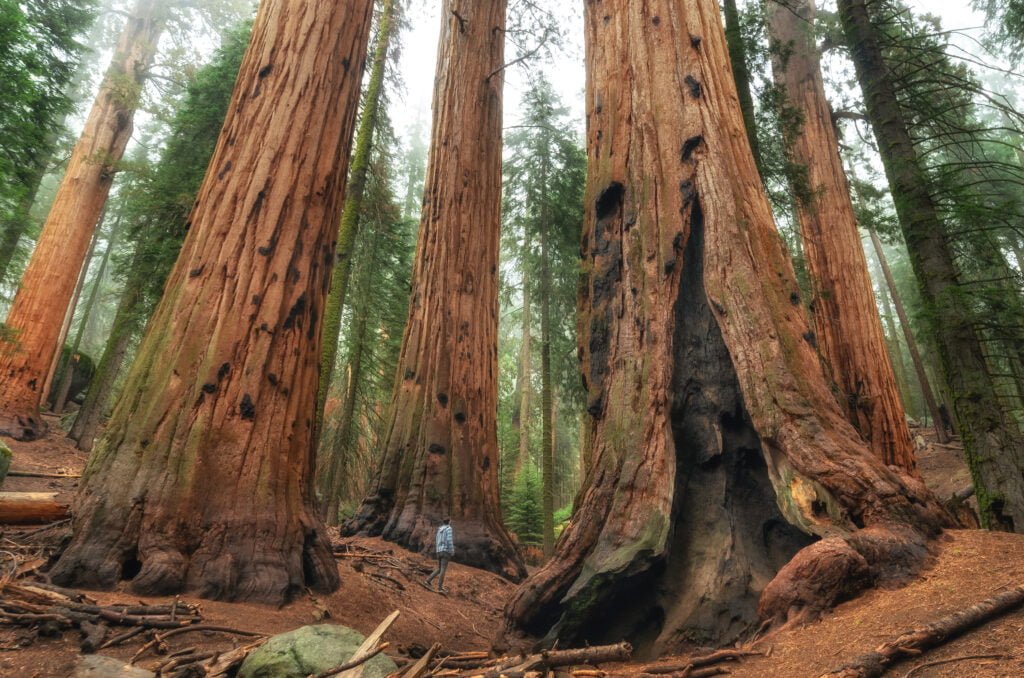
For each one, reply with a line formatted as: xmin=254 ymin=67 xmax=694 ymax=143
xmin=0 ymin=0 xmax=167 ymax=440
xmin=767 ymin=0 xmax=914 ymax=471
xmin=343 ymin=1 xmax=526 ymax=582
xmin=503 ymin=0 xmax=946 ymax=655
xmin=838 ymin=0 xmax=1024 ymax=531
xmin=49 ymin=0 xmax=375 ymax=603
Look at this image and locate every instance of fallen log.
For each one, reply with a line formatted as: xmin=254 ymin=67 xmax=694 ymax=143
xmin=5 ymin=470 xmax=81 ymax=479
xmin=476 ymin=642 xmax=633 ymax=677
xmin=820 ymin=585 xmax=1024 ymax=678
xmin=0 ymin=491 xmax=70 ymax=524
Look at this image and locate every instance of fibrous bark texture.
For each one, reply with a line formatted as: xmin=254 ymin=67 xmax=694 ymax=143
xmin=838 ymin=0 xmax=1024 ymax=531
xmin=344 ymin=1 xmax=526 ymax=582
xmin=503 ymin=0 xmax=946 ymax=655
xmin=767 ymin=0 xmax=914 ymax=471
xmin=0 ymin=0 xmax=167 ymax=441
xmin=50 ymin=0 xmax=375 ymax=603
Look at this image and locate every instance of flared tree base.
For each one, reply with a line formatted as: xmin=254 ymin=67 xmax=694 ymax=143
xmin=52 ymin=509 xmax=338 ymax=605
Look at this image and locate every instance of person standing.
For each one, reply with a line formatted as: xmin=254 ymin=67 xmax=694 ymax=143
xmin=424 ymin=517 xmax=454 ymax=592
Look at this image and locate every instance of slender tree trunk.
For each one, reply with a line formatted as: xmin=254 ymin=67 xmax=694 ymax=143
xmin=540 ymin=224 xmax=555 ymax=557
xmin=344 ymin=1 xmax=525 ymax=582
xmin=68 ymin=281 xmax=140 ymax=452
xmin=0 ymin=0 xmax=168 ymax=440
xmin=867 ymin=230 xmax=948 ymax=442
xmin=54 ymin=216 xmax=123 ymax=414
xmin=838 ymin=0 xmax=1024 ymax=530
xmin=317 ymin=0 xmax=397 ymax=429
xmin=50 ymin=0 xmax=375 ymax=603
xmin=504 ymin=0 xmax=945 ymax=653
xmin=516 ymin=254 xmax=532 ymax=477
xmin=767 ymin=0 xmax=914 ymax=471
xmin=871 ymin=248 xmax=916 ymax=418
xmin=722 ymin=0 xmax=762 ymax=171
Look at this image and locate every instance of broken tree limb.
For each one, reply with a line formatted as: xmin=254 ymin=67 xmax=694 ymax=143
xmin=336 ymin=610 xmax=399 ymax=678
xmin=641 ymin=649 xmax=761 ymax=674
xmin=820 ymin=585 xmax=1024 ymax=677
xmin=401 ymin=643 xmax=440 ymax=678
xmin=311 ymin=642 xmax=389 ymax=678
xmin=5 ymin=470 xmax=81 ymax=479
xmin=0 ymin=492 xmax=70 ymax=524
xmin=481 ymin=642 xmax=633 ymax=676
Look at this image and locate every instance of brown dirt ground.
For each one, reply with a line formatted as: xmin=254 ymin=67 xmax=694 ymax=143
xmin=2 ymin=425 xmax=1024 ymax=677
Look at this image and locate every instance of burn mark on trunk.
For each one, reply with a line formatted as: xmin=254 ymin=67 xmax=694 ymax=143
xmin=438 ymin=393 xmax=449 ymax=406
xmin=684 ymin=75 xmax=702 ymax=98
xmin=189 ymin=265 xmax=204 ymax=278
xmin=258 ymin=63 xmax=273 ymax=78
xmin=284 ymin=293 xmax=307 ymax=330
xmin=217 ymin=363 xmax=230 ymax=381
xmin=201 ymin=383 xmax=216 ymax=394
xmin=681 ymin=135 xmax=704 ymax=163
xmin=428 ymin=443 xmax=446 ymax=455
xmin=239 ymin=394 xmax=256 ymax=420
xmin=690 ymin=34 xmax=702 ymax=49
xmin=588 ymin=182 xmax=626 ymax=418
xmin=258 ymin=232 xmax=278 ymax=256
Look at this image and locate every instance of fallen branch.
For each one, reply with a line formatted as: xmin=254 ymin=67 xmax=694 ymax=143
xmin=311 ymin=641 xmax=389 ymax=678
xmin=821 ymin=585 xmax=1024 ymax=677
xmin=5 ymin=471 xmax=80 ymax=479
xmin=902 ymin=653 xmax=1008 ymax=677
xmin=641 ymin=649 xmax=760 ymax=675
xmin=401 ymin=643 xmax=440 ymax=678
xmin=0 ymin=492 xmax=70 ymax=525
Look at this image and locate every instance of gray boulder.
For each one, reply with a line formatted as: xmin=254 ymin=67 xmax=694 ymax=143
xmin=73 ymin=654 xmax=155 ymax=678
xmin=239 ymin=624 xmax=397 ymax=678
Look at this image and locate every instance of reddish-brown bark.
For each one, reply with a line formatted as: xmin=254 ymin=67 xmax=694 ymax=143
xmin=767 ymin=0 xmax=915 ymax=471
xmin=503 ymin=0 xmax=945 ymax=653
xmin=0 ymin=0 xmax=168 ymax=440
xmin=343 ymin=1 xmax=525 ymax=582
xmin=49 ymin=0 xmax=374 ymax=603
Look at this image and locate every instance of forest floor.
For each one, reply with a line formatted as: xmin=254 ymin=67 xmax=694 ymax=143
xmin=1 ymin=423 xmax=1023 ymax=677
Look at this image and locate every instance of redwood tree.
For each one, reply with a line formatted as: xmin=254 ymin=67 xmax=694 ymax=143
xmin=50 ymin=0 xmax=375 ymax=603
xmin=503 ymin=0 xmax=945 ymax=653
xmin=343 ymin=1 xmax=526 ymax=582
xmin=0 ymin=0 xmax=168 ymax=440
xmin=767 ymin=0 xmax=914 ymax=471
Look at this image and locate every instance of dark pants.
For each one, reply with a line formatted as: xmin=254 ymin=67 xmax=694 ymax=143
xmin=425 ymin=554 xmax=451 ymax=589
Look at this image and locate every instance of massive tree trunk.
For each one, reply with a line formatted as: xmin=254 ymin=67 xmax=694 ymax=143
xmin=503 ymin=0 xmax=946 ymax=655
xmin=767 ymin=0 xmax=914 ymax=471
xmin=317 ymin=0 xmax=397 ymax=428
xmin=343 ymin=1 xmax=525 ymax=582
xmin=49 ymin=0 xmax=375 ymax=603
xmin=838 ymin=0 xmax=1024 ymax=531
xmin=0 ymin=0 xmax=168 ymax=441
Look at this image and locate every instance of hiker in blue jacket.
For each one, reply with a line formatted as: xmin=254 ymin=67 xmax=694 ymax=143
xmin=424 ymin=517 xmax=454 ymax=593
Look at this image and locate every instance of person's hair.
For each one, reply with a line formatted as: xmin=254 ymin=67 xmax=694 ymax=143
xmin=443 ymin=517 xmax=450 ymax=525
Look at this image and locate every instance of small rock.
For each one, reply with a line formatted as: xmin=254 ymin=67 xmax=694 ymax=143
xmin=0 ymin=440 xmax=11 ymax=487
xmin=73 ymin=654 xmax=155 ymax=678
xmin=239 ymin=624 xmax=397 ymax=678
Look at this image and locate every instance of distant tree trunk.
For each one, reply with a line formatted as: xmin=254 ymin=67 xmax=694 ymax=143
xmin=0 ymin=0 xmax=168 ymax=440
xmin=866 ymin=231 xmax=946 ymax=441
xmin=50 ymin=0 xmax=375 ymax=603
xmin=54 ymin=216 xmax=123 ymax=414
xmin=767 ymin=0 xmax=914 ymax=471
xmin=540 ymin=224 xmax=555 ymax=557
xmin=515 ymin=252 xmax=532 ymax=477
xmin=871 ymin=249 xmax=916 ymax=418
xmin=722 ymin=0 xmax=762 ymax=171
xmin=343 ymin=1 xmax=525 ymax=582
xmin=68 ymin=280 xmax=140 ymax=452
xmin=317 ymin=0 xmax=397 ymax=429
xmin=838 ymin=0 xmax=1024 ymax=530
xmin=503 ymin=0 xmax=945 ymax=654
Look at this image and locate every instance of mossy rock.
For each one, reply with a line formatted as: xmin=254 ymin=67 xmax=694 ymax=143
xmin=0 ymin=440 xmax=11 ymax=488
xmin=239 ymin=624 xmax=397 ymax=678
